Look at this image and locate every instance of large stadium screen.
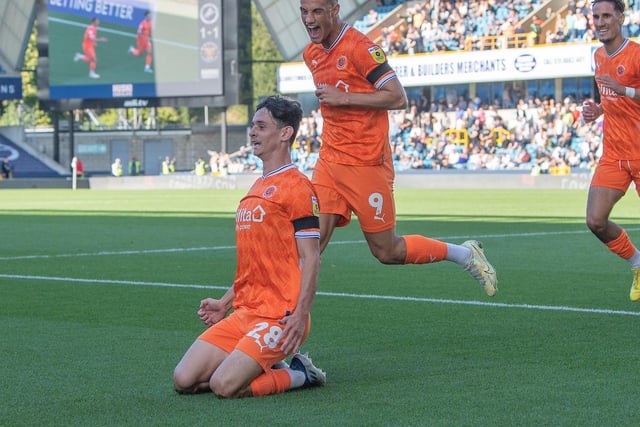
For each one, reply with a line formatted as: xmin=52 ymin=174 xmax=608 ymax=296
xmin=44 ymin=0 xmax=223 ymax=102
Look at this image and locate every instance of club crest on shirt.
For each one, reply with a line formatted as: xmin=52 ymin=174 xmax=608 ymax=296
xmin=368 ymin=46 xmax=386 ymax=64
xmin=263 ymin=185 xmax=277 ymax=198
xmin=336 ymin=55 xmax=347 ymax=70
xmin=312 ymin=196 xmax=319 ymax=216
xmin=617 ymin=64 xmax=626 ymax=76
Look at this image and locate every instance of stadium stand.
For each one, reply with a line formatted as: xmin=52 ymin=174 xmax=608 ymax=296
xmin=0 ymin=133 xmax=62 ymax=178
xmin=356 ymin=0 xmax=638 ymax=55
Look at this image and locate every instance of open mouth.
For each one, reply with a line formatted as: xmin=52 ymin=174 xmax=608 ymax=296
xmin=307 ymin=25 xmax=321 ymax=40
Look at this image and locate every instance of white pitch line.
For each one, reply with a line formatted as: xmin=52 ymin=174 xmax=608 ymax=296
xmin=1 ymin=274 xmax=639 ymax=318
xmin=318 ymin=290 xmax=640 ymax=317
xmin=4 ymin=228 xmax=631 ymax=261
xmin=0 ymin=246 xmax=236 ymax=261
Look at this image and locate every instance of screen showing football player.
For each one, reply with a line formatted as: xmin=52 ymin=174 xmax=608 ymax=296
xmin=128 ymin=10 xmax=154 ymax=73
xmin=74 ymin=17 xmax=108 ymax=79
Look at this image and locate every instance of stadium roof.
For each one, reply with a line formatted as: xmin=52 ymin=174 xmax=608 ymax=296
xmin=254 ymin=0 xmax=374 ymax=61
xmin=0 ymin=0 xmax=36 ymax=73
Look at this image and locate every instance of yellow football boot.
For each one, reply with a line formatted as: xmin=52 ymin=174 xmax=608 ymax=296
xmin=630 ymin=268 xmax=640 ymax=302
xmin=462 ymin=240 xmax=498 ymax=297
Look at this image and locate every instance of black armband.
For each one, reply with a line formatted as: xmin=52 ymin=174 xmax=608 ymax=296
xmin=292 ymin=216 xmax=320 ymax=232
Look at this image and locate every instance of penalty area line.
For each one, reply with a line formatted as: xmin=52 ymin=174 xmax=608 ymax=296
xmin=1 ymin=273 xmax=639 ymax=317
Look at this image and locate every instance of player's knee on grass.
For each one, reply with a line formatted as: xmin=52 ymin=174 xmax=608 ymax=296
xmin=173 ymin=366 xmax=200 ymax=394
xmin=209 ymin=374 xmax=243 ymax=398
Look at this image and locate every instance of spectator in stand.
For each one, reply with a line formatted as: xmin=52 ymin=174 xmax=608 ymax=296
xmin=364 ymin=8 xmax=378 ymax=27
xmin=162 ymin=156 xmax=175 ymax=175
xmin=575 ymin=10 xmax=589 ymax=39
xmin=582 ymin=27 xmax=596 ymax=42
xmin=193 ymin=157 xmax=207 ymax=176
xmin=627 ymin=9 xmax=640 ymax=37
xmin=531 ymin=16 xmax=543 ymax=43
xmin=129 ymin=156 xmax=141 ymax=176
xmin=2 ymin=156 xmax=14 ymax=179
xmin=111 ymin=158 xmax=123 ymax=177
xmin=405 ymin=24 xmax=422 ymax=54
xmin=565 ymin=9 xmax=578 ymax=40
xmin=71 ymin=156 xmax=84 ymax=178
xmin=552 ymin=16 xmax=568 ymax=42
xmin=513 ymin=144 xmax=532 ymax=168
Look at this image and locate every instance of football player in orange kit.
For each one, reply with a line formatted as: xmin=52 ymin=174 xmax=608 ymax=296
xmin=582 ymin=0 xmax=640 ymax=301
xmin=74 ymin=17 xmax=107 ymax=79
xmin=299 ymin=0 xmax=497 ymax=296
xmin=173 ymin=95 xmax=326 ymax=398
xmin=128 ymin=10 xmax=154 ymax=73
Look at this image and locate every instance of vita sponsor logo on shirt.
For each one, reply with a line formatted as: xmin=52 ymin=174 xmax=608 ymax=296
xmin=236 ymin=205 xmax=265 ymax=230
xmin=598 ymin=84 xmax=619 ymax=100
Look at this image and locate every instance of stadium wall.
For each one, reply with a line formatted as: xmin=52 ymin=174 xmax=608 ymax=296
xmin=0 ymin=170 xmax=593 ymax=190
xmin=85 ymin=170 xmax=593 ymax=191
xmin=22 ymin=125 xmax=250 ymax=175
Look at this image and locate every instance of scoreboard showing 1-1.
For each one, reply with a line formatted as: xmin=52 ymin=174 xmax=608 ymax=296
xmin=198 ymin=0 xmax=222 ymax=88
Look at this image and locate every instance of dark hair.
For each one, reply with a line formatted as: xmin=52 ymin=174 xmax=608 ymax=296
xmin=256 ymin=95 xmax=303 ymax=145
xmin=592 ymin=0 xmax=625 ymax=13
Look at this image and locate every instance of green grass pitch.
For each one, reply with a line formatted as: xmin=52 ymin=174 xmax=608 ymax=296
xmin=1 ymin=188 xmax=639 ymax=426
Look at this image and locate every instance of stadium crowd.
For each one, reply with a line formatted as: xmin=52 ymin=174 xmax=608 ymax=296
xmin=207 ymin=93 xmax=602 ymax=176
xmin=361 ymin=0 xmax=640 ymax=54
xmin=297 ymin=94 xmax=602 ymax=175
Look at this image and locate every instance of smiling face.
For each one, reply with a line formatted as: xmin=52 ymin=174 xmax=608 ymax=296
xmin=300 ymin=0 xmax=341 ymax=48
xmin=592 ymin=1 xmax=624 ymax=46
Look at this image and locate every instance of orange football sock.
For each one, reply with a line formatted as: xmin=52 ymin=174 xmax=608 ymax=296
xmin=403 ymin=234 xmax=448 ymax=264
xmin=605 ymin=229 xmax=637 ymax=260
xmin=249 ymin=369 xmax=292 ymax=397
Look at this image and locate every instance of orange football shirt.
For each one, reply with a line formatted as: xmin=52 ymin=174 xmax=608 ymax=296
xmin=233 ymin=164 xmax=320 ymax=319
xmin=303 ymin=24 xmax=399 ymax=166
xmin=136 ymin=20 xmax=152 ymax=51
xmin=594 ymin=39 xmax=640 ymax=160
xmin=137 ymin=20 xmax=152 ymax=44
xmin=83 ymin=24 xmax=97 ymax=50
xmin=138 ymin=20 xmax=152 ymax=39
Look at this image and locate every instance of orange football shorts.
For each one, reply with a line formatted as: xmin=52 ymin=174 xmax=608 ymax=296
xmin=590 ymin=158 xmax=640 ymax=195
xmin=198 ymin=308 xmax=310 ymax=371
xmin=312 ymin=156 xmax=396 ymax=233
